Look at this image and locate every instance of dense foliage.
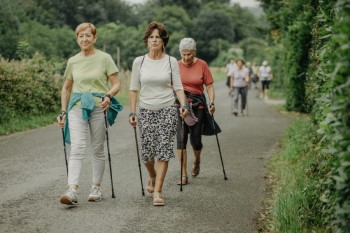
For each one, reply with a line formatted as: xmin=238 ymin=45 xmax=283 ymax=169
xmin=0 ymin=55 xmax=63 ymax=125
xmin=259 ymin=0 xmax=318 ymax=112
xmin=320 ymin=0 xmax=350 ymax=230
xmin=0 ymin=0 xmax=265 ymax=66
xmin=259 ymin=0 xmax=350 ymax=231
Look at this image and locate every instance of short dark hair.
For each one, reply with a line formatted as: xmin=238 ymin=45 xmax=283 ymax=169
xmin=236 ymin=58 xmax=245 ymax=65
xmin=143 ymin=21 xmax=169 ymax=48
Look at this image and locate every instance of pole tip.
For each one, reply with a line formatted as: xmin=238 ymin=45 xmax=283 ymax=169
xmin=112 ymin=194 xmax=116 ymax=198
xmin=224 ymin=177 xmax=228 ymax=180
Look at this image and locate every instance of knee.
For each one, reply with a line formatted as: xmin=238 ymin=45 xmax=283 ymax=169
xmin=70 ymin=144 xmax=86 ymax=160
xmin=192 ymin=143 xmax=203 ymax=151
xmin=177 ymin=142 xmax=187 ymax=150
xmin=91 ymin=142 xmax=105 ymax=159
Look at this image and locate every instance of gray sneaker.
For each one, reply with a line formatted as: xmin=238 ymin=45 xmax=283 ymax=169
xmin=60 ymin=189 xmax=78 ymax=205
xmin=88 ymin=186 xmax=103 ymax=202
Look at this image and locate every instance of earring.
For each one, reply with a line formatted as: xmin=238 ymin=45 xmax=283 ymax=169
xmin=162 ymin=45 xmax=165 ymax=52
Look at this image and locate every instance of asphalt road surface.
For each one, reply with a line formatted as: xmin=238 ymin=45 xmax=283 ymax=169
xmin=0 ymin=81 xmax=290 ymax=233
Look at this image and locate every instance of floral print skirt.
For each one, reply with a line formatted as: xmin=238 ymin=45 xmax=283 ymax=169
xmin=138 ymin=105 xmax=178 ymax=162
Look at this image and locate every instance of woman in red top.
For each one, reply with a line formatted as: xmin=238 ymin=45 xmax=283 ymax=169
xmin=176 ymin=38 xmax=215 ymax=185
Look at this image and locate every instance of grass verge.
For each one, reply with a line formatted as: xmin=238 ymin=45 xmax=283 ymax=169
xmin=260 ymin=117 xmax=333 ymax=232
xmin=0 ymin=113 xmax=59 ymax=135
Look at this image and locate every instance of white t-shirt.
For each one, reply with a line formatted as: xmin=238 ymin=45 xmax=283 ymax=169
xmin=232 ymin=67 xmax=249 ymax=87
xmin=130 ymin=55 xmax=183 ymax=110
xmin=226 ymin=63 xmax=237 ymax=76
xmin=259 ymin=66 xmax=271 ymax=81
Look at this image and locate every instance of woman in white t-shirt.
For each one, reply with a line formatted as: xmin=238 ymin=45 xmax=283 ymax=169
xmin=129 ymin=21 xmax=188 ymax=206
xmin=230 ymin=59 xmax=249 ymax=116
xmin=258 ymin=60 xmax=273 ymax=99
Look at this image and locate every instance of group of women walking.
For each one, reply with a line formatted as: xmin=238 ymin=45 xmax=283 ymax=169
xmin=226 ymin=58 xmax=273 ymax=115
xmin=57 ymin=21 xmax=216 ymax=207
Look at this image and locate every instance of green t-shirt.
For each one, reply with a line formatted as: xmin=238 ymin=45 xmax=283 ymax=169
xmin=64 ymin=49 xmax=119 ymax=106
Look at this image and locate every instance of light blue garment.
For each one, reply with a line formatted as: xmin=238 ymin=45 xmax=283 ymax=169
xmin=64 ymin=92 xmax=123 ymax=144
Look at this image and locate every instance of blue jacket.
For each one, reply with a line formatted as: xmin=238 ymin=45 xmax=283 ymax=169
xmin=64 ymin=92 xmax=123 ymax=144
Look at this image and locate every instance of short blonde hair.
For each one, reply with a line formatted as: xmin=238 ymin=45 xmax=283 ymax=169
xmin=75 ymin=23 xmax=97 ymax=37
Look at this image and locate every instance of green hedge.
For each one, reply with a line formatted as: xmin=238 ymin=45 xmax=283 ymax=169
xmin=0 ymin=55 xmax=63 ymax=125
xmin=319 ymin=0 xmax=350 ymax=231
xmin=260 ymin=0 xmax=350 ymax=231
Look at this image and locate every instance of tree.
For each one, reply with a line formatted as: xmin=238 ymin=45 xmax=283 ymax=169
xmin=19 ymin=21 xmax=76 ymax=59
xmin=96 ymin=23 xmax=145 ymax=69
xmin=27 ymin=0 xmax=136 ymax=28
xmin=0 ymin=0 xmax=22 ymax=59
xmin=147 ymin=0 xmax=201 ymax=18
xmin=191 ymin=2 xmax=235 ymax=63
xmin=259 ymin=0 xmax=319 ymax=112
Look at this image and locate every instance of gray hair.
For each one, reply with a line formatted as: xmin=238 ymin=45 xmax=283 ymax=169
xmin=179 ymin=38 xmax=196 ymax=51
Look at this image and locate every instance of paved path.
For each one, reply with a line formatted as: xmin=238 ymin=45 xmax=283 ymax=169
xmin=0 ymin=81 xmax=290 ymax=233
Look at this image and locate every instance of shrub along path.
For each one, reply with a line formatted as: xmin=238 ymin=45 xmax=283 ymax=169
xmin=0 ymin=81 xmax=290 ymax=233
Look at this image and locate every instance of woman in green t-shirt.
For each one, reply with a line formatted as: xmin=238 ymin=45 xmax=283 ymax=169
xmin=57 ymin=22 xmax=122 ymax=206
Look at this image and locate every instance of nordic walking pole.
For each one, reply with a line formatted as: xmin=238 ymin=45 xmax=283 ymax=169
xmin=245 ymin=86 xmax=249 ymax=116
xmin=59 ymin=113 xmax=68 ymax=176
xmin=180 ymin=114 xmax=185 ymax=192
xmin=103 ymin=98 xmax=116 ymax=198
xmin=132 ymin=116 xmax=145 ymax=196
xmin=211 ymin=114 xmax=228 ymax=180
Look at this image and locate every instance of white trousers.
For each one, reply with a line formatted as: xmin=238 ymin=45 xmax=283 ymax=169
xmin=68 ymin=107 xmax=106 ymax=186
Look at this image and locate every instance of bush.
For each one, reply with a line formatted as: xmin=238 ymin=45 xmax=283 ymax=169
xmin=0 ymin=54 xmax=63 ymax=125
xmin=319 ymin=0 xmax=350 ymax=231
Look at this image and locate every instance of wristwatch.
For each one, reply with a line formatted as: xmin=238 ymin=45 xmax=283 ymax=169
xmin=104 ymin=93 xmax=112 ymax=100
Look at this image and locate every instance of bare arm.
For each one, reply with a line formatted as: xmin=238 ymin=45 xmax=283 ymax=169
xmin=230 ymin=75 xmax=235 ymax=89
xmin=129 ymin=90 xmax=138 ymax=127
xmin=206 ymin=84 xmax=215 ymax=114
xmin=175 ymin=89 xmax=189 ymax=118
xmin=245 ymin=72 xmax=249 ymax=83
xmin=100 ymin=72 xmax=120 ymax=110
xmin=57 ymin=79 xmax=73 ymax=128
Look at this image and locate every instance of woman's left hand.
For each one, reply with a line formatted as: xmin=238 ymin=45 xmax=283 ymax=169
xmin=209 ymin=104 xmax=215 ymax=114
xmin=100 ymin=97 xmax=110 ymax=111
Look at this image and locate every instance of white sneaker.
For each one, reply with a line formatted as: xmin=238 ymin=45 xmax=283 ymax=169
xmin=88 ymin=186 xmax=103 ymax=202
xmin=60 ymin=189 xmax=78 ymax=205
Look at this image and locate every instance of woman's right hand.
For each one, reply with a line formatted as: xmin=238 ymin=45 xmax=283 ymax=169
xmin=57 ymin=112 xmax=66 ymax=128
xmin=179 ymin=107 xmax=189 ymax=119
xmin=129 ymin=115 xmax=137 ymax=128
